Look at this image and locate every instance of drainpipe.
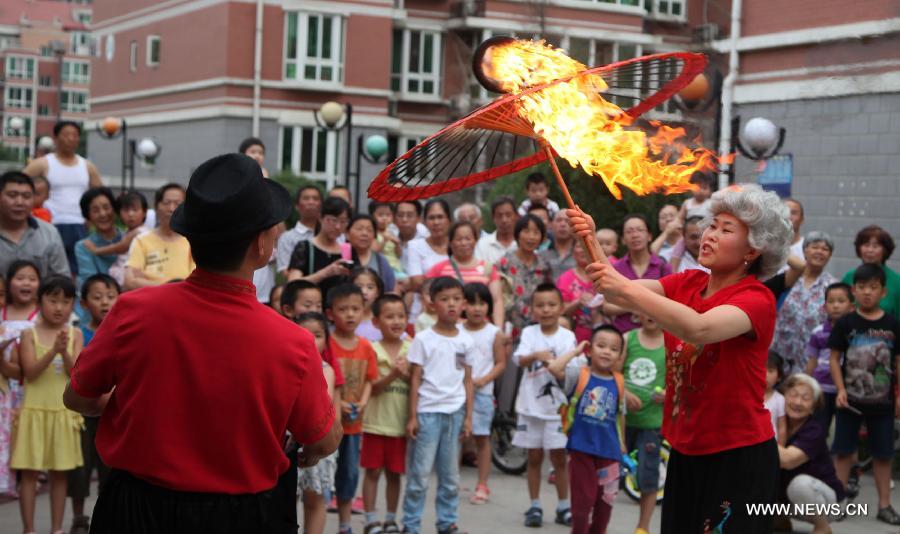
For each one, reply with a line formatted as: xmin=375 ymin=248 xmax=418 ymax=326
xmin=717 ymin=0 xmax=741 ymax=189
xmin=251 ymin=0 xmax=263 ymax=136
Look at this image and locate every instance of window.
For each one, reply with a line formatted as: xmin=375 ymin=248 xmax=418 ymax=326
xmin=62 ymin=61 xmax=90 ymax=84
xmin=4 ymin=116 xmax=31 ymax=137
xmin=75 ymin=10 xmax=92 ymax=25
xmin=0 ymin=36 xmax=21 ymax=50
xmin=147 ymin=35 xmax=160 ymax=66
xmin=5 ymin=87 xmax=33 ymax=109
xmin=129 ymin=41 xmax=137 ymax=72
xmin=284 ymin=12 xmax=344 ymax=83
xmin=571 ymin=0 xmax=640 ymax=5
xmin=280 ymin=125 xmax=338 ymax=181
xmin=645 ymin=0 xmax=685 ymax=17
xmin=6 ymin=57 xmax=35 ymax=80
xmin=70 ymin=31 xmax=94 ymax=55
xmin=40 ymin=45 xmax=53 ymax=57
xmin=38 ymin=104 xmax=51 ymax=116
xmin=61 ymin=91 xmax=89 ymax=113
xmin=39 ymin=75 xmax=53 ymax=87
xmin=391 ymin=29 xmax=441 ymax=97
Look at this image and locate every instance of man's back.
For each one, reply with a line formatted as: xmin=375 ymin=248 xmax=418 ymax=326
xmin=71 ymin=270 xmax=333 ymax=493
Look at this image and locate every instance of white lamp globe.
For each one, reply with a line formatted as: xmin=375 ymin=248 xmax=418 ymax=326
xmin=319 ymin=101 xmax=345 ymax=128
xmin=136 ymin=138 xmax=159 ymax=159
xmin=742 ymin=117 xmax=779 ymax=157
xmin=37 ymin=136 xmax=55 ymax=151
xmin=8 ymin=116 xmax=25 ymax=132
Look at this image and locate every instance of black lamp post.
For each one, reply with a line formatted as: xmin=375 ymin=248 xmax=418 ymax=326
xmin=351 ymin=134 xmax=388 ymax=210
xmin=313 ymin=101 xmax=352 ymax=188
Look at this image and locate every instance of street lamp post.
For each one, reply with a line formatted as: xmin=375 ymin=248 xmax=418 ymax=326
xmin=96 ymin=117 xmax=162 ymax=191
xmin=728 ymin=115 xmax=786 ymax=182
xmin=352 ymin=134 xmax=388 ymax=210
xmin=96 ymin=117 xmax=129 ymax=191
xmin=313 ymin=101 xmax=352 ymax=187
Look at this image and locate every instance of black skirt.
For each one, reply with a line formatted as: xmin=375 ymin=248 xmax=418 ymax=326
xmin=661 ymin=438 xmax=778 ymax=534
xmin=90 ymin=469 xmax=297 ymax=534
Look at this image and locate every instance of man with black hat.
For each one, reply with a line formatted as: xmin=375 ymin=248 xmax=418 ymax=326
xmin=63 ymin=153 xmax=341 ymax=533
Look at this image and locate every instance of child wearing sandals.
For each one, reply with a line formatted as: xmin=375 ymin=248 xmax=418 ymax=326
xmin=361 ymin=294 xmax=411 ymax=533
xmin=295 ymin=312 xmax=342 ymax=534
xmin=462 ymin=282 xmax=507 ymax=505
xmin=11 ymin=276 xmax=84 ymax=534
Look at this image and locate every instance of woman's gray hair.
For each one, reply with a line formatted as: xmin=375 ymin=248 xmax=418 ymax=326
xmin=706 ymin=184 xmax=793 ymax=279
xmin=803 ymin=230 xmax=834 ymax=253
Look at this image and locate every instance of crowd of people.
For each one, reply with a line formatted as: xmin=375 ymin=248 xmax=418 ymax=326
xmin=0 ymin=122 xmax=898 ymax=534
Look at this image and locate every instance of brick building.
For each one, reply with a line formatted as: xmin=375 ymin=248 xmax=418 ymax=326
xmin=85 ymin=0 xmax=699 ymax=195
xmin=0 ymin=0 xmax=93 ymax=161
xmin=714 ymin=0 xmax=900 ymax=275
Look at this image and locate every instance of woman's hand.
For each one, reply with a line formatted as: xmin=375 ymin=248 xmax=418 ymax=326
xmin=327 ymin=260 xmax=351 ymax=278
xmin=565 ymin=208 xmax=596 ymax=238
xmin=585 ymin=261 xmax=632 ymax=301
xmin=835 ymin=388 xmax=848 ymax=409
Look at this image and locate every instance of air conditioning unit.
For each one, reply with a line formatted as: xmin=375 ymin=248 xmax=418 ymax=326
xmin=692 ymin=24 xmax=720 ymax=43
xmin=452 ymin=0 xmax=484 ymax=17
xmin=450 ymin=93 xmax=471 ymax=114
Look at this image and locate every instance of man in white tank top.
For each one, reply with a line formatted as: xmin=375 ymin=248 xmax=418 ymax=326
xmin=24 ymin=121 xmax=103 ymax=275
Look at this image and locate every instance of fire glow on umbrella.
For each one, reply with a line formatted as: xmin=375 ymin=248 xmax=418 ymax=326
xmin=478 ymin=39 xmax=723 ymax=199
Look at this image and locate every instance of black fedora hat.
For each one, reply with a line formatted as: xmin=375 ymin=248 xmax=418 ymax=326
xmin=171 ymin=153 xmax=291 ymax=242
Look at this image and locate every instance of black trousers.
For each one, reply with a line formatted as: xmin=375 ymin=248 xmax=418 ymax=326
xmin=90 ymin=469 xmax=298 ymax=534
xmin=661 ymin=438 xmax=778 ymax=534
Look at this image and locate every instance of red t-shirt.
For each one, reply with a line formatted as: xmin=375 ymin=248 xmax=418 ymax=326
xmin=329 ymin=336 xmax=379 ymax=435
xmin=659 ymin=270 xmax=775 ymax=455
xmin=70 ymin=269 xmax=335 ymax=494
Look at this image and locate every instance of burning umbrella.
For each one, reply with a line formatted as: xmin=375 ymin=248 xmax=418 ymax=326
xmin=368 ymin=37 xmax=726 ymax=262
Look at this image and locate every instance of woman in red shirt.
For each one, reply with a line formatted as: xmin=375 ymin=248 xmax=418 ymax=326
xmin=568 ymin=184 xmax=793 ymax=533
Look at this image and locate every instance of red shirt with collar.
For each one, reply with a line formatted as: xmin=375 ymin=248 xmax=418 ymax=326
xmin=659 ymin=270 xmax=776 ymax=455
xmin=71 ymin=269 xmax=335 ymax=494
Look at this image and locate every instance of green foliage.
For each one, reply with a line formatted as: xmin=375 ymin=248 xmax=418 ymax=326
xmin=480 ymin=156 xmax=690 ymax=236
xmin=0 ymin=142 xmax=25 ymax=163
xmin=269 ymin=170 xmax=324 ymax=228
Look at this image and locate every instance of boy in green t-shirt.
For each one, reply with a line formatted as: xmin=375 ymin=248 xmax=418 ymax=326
xmin=617 ymin=313 xmax=666 ymax=534
xmin=361 ymin=294 xmax=411 ymax=534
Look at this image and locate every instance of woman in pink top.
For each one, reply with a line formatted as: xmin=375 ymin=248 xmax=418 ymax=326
xmin=556 ymin=240 xmax=596 ymax=342
xmin=426 ymin=222 xmax=504 ymax=326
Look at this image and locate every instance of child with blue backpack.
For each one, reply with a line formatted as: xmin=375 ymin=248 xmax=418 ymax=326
xmin=548 ymin=324 xmax=626 ymax=534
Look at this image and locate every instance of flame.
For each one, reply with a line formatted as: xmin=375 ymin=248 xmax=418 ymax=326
xmin=484 ymin=39 xmax=725 ymax=199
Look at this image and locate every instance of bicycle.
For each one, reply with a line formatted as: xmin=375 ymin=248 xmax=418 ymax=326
xmin=621 ymin=438 xmax=671 ymax=504
xmin=490 ymin=409 xmax=528 ymax=475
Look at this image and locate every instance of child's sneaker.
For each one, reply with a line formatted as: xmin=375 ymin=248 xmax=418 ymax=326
xmin=437 ymin=524 xmax=467 ymax=534
xmin=877 ymin=505 xmax=900 ymax=525
xmin=554 ymin=507 xmax=572 ymax=526
xmin=352 ymin=495 xmax=365 ymax=514
xmin=68 ymin=515 xmax=90 ymax=534
xmin=338 ymin=528 xmax=354 ymax=534
xmin=469 ymin=484 xmax=490 ymax=505
xmin=547 ymin=468 xmax=556 ymax=484
xmin=363 ymin=522 xmax=383 ymax=534
xmin=382 ymin=520 xmax=400 ymax=533
xmin=524 ymin=506 xmax=543 ymax=527
xmin=327 ymin=496 xmax=338 ymax=512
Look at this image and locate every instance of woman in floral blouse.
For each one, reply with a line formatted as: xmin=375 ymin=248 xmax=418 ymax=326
xmin=770 ymin=231 xmax=836 ymax=376
xmin=497 ymin=214 xmax=551 ymax=338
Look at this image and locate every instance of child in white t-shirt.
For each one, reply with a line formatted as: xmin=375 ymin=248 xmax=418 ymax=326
xmin=679 ymin=172 xmax=713 ymax=221
xmin=512 ymin=283 xmax=577 ymax=528
xmin=764 ymin=353 xmax=786 ymax=444
xmin=462 ymin=282 xmax=506 ymax=505
xmin=402 ymin=277 xmax=474 ymax=534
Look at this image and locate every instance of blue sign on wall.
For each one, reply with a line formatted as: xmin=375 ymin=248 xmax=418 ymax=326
xmin=756 ymin=154 xmax=793 ymax=198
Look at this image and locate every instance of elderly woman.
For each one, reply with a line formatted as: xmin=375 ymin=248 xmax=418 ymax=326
xmin=498 ymin=214 xmax=552 ymax=337
xmin=74 ymin=187 xmax=123 ymax=291
xmin=842 ymin=225 xmax=900 ymax=319
xmin=346 ymin=214 xmax=395 ymax=292
xmin=776 ymin=374 xmax=845 ymax=534
xmin=770 ymin=231 xmax=837 ymax=375
xmin=426 ymin=221 xmax=504 ymax=325
xmin=568 ymin=184 xmax=792 ymax=532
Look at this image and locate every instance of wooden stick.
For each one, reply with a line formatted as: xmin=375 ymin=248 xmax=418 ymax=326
xmin=539 ymin=139 xmax=605 ymax=264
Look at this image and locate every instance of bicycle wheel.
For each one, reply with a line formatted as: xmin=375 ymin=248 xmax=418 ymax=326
xmin=490 ymin=412 xmax=528 ymax=475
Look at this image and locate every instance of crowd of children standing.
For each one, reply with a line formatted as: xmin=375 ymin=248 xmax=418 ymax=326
xmin=1 ymin=137 xmax=900 ymax=534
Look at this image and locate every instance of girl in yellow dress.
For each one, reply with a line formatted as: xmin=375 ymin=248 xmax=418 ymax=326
xmin=11 ymin=276 xmax=83 ymax=534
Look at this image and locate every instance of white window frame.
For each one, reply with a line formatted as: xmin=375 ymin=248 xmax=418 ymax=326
xmin=70 ymin=31 xmax=93 ymax=55
xmin=61 ymin=91 xmax=89 ymax=113
xmin=74 ymin=9 xmax=92 ymax=25
xmin=6 ymin=56 xmax=35 ymax=80
xmin=62 ymin=60 xmax=90 ymax=84
xmin=283 ymin=12 xmax=344 ymax=85
xmin=129 ymin=41 xmax=137 ymax=72
xmin=280 ymin=125 xmax=338 ymax=186
xmin=647 ymin=0 xmax=687 ymax=20
xmin=5 ymin=87 xmax=33 ymax=109
xmin=146 ymin=35 xmax=161 ymax=66
xmin=392 ymin=28 xmax=442 ymax=101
